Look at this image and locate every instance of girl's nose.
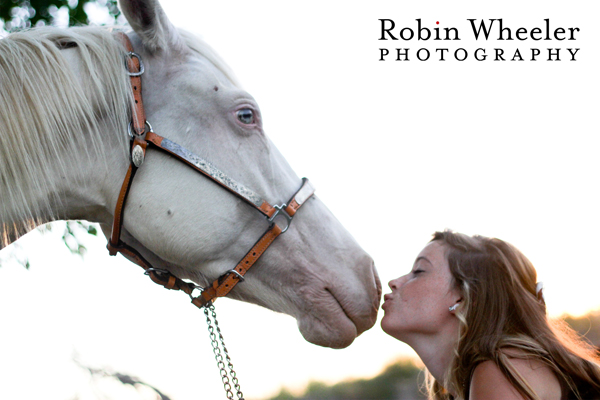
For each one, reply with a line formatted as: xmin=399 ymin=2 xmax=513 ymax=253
xmin=389 ymin=274 xmax=409 ymax=290
xmin=388 ymin=276 xmax=402 ymax=290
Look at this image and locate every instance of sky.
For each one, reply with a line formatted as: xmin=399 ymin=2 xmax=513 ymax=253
xmin=1 ymin=1 xmax=599 ymax=400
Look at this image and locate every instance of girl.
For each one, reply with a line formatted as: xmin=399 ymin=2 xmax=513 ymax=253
xmin=381 ymin=230 xmax=600 ymax=399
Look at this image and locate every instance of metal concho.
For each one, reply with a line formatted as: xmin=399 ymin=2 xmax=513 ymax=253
xmin=132 ymin=145 xmax=144 ymax=167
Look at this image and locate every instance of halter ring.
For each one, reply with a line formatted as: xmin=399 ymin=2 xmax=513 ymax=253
xmin=144 ymin=267 xmax=170 ymax=276
xmin=128 ymin=120 xmax=153 ymax=138
xmin=188 ymin=285 xmax=204 ymax=301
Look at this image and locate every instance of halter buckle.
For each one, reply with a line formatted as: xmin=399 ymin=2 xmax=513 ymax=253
xmin=225 ymin=269 xmax=245 ymax=282
xmin=215 ymin=268 xmax=245 ymax=284
xmin=125 ymin=52 xmax=145 ymax=76
xmin=268 ymin=204 xmax=293 ymax=233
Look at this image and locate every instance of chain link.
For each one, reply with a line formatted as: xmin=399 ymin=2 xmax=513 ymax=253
xmin=204 ymin=303 xmax=245 ymax=400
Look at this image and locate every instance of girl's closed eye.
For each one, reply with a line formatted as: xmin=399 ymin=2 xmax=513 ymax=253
xmin=413 ymin=269 xmax=424 ymax=275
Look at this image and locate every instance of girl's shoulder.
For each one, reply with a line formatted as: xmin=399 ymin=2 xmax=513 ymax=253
xmin=468 ymin=352 xmax=562 ymax=400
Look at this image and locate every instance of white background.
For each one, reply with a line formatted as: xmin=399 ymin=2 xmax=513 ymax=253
xmin=1 ymin=1 xmax=599 ymax=399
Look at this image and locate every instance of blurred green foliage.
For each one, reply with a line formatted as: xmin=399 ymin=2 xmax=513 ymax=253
xmin=0 ymin=0 xmax=120 ymax=31
xmin=0 ymin=221 xmax=99 ymax=269
xmin=62 ymin=220 xmax=98 ymax=257
xmin=269 ymin=360 xmax=426 ymax=400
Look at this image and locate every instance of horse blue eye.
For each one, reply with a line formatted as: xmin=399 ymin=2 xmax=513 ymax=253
xmin=237 ymin=108 xmax=254 ymax=124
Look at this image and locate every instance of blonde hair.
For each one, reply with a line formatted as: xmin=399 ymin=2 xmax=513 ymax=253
xmin=427 ymin=230 xmax=600 ymax=400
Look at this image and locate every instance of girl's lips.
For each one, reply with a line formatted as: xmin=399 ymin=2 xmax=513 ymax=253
xmin=382 ymin=294 xmax=392 ymax=309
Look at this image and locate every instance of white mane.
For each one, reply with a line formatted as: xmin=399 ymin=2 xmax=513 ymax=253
xmin=0 ymin=25 xmax=237 ymax=245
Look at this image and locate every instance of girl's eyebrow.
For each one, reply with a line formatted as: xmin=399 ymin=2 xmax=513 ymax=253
xmin=413 ymin=256 xmax=433 ymax=267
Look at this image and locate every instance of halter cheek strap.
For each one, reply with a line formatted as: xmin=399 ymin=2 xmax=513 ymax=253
xmin=108 ymin=32 xmax=315 ymax=308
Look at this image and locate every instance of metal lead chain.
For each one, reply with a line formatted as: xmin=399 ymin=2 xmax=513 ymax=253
xmin=204 ymin=303 xmax=245 ymax=400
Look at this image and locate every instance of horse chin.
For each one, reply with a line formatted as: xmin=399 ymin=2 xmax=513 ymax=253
xmin=296 ymin=293 xmax=362 ymax=349
xmin=297 ymin=314 xmax=358 ymax=349
xmin=295 ymin=265 xmax=381 ymax=349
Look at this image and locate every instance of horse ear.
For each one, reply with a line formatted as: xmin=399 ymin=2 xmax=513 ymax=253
xmin=118 ymin=0 xmax=184 ymax=54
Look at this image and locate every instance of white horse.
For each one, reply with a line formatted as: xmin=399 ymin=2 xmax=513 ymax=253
xmin=0 ymin=0 xmax=381 ymax=349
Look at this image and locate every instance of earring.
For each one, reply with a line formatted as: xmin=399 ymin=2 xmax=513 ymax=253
xmin=449 ymin=304 xmax=459 ymax=312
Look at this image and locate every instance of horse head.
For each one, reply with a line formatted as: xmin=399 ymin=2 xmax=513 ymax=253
xmin=0 ymin=0 xmax=381 ymax=349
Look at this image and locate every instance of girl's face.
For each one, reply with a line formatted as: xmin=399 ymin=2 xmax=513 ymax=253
xmin=381 ymin=241 xmax=461 ymax=342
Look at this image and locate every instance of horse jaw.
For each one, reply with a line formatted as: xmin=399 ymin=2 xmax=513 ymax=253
xmin=105 ymin=192 xmax=382 ymax=349
xmin=102 ymin=182 xmax=382 ymax=349
xmin=232 ymin=199 xmax=382 ymax=349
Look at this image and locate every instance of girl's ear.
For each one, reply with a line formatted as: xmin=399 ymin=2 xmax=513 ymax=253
xmin=449 ymin=298 xmax=462 ymax=313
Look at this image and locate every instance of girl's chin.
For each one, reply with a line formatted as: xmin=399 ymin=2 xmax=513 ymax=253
xmin=380 ymin=315 xmax=410 ymax=343
xmin=380 ymin=313 xmax=394 ymax=335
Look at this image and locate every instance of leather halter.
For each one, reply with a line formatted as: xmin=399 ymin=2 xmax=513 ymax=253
xmin=108 ymin=33 xmax=315 ymax=308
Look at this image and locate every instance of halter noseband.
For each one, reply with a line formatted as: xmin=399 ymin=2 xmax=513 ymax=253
xmin=108 ymin=33 xmax=315 ymax=309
